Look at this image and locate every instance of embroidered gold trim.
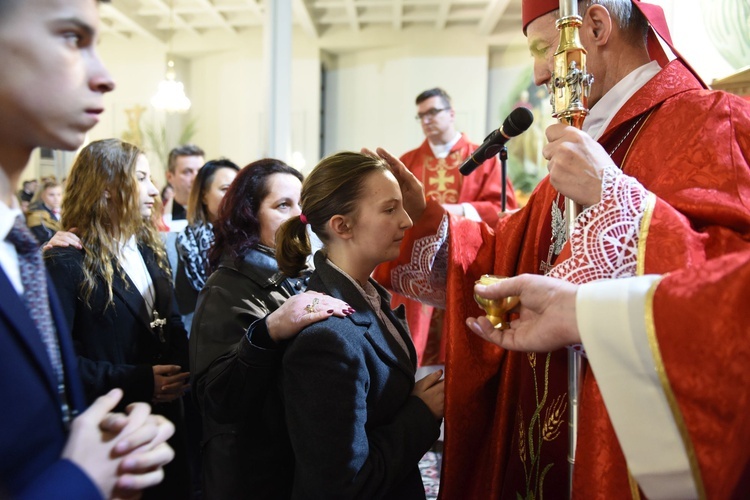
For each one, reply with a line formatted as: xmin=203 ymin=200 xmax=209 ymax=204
xmin=644 ymin=279 xmax=707 ymax=499
xmin=614 ymin=108 xmax=656 ymax=279
xmin=636 ymin=193 xmax=657 ymax=276
xmin=627 ymin=469 xmax=641 ymax=499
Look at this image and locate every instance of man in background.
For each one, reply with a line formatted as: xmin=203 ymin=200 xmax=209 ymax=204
xmin=17 ymin=179 xmax=37 ymax=212
xmin=165 ymin=144 xmax=204 ymax=232
xmin=381 ymin=87 xmax=517 ymax=374
xmin=26 ymin=178 xmax=63 ymax=245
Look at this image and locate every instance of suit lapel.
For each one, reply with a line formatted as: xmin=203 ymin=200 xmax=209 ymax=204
xmin=140 ymin=244 xmax=170 ymax=317
xmin=382 ymin=302 xmax=418 ymax=369
xmin=111 ymin=258 xmax=154 ymax=336
xmin=313 ymin=254 xmax=416 ymax=380
xmin=46 ymin=275 xmax=86 ymax=412
xmin=347 ymin=308 xmax=416 ymax=381
xmin=0 ymin=269 xmax=62 ymax=403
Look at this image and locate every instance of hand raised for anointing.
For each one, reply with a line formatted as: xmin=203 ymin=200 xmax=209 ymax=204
xmin=362 ymin=147 xmax=426 ymax=222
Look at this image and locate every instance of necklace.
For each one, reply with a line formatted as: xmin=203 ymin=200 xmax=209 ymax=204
xmin=137 ymin=252 xmax=167 ymax=342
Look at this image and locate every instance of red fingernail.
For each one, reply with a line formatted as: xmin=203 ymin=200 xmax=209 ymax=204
xmin=327 ymin=309 xmax=334 ymax=314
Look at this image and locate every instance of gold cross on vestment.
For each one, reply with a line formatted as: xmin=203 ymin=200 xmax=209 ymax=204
xmin=429 ymin=169 xmax=455 ymax=192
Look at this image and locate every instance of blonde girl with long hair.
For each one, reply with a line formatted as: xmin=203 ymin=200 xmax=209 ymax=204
xmin=44 ymin=138 xmax=191 ymax=499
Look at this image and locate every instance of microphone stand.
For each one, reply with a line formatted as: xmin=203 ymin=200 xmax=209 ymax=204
xmin=500 ymin=146 xmax=508 ymax=212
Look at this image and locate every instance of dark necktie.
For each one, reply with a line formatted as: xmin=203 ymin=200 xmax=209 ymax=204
xmin=6 ymin=215 xmax=72 ymax=426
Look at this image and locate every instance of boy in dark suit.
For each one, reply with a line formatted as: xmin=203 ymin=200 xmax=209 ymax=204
xmin=0 ymin=0 xmax=175 ymax=497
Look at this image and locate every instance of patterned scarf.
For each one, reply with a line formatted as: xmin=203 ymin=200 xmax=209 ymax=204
xmin=176 ymin=222 xmax=214 ymax=291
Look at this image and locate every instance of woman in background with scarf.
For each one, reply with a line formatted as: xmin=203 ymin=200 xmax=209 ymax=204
xmin=172 ymin=159 xmax=240 ymax=334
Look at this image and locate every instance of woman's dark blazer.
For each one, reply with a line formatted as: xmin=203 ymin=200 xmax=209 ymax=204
xmin=190 ymin=245 xmax=308 ymax=500
xmin=45 ymin=244 xmax=188 ymax=407
xmin=282 ymin=252 xmax=440 ymax=500
xmin=45 ymin=243 xmax=191 ymax=499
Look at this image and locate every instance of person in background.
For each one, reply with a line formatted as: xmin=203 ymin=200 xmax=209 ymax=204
xmin=173 ymin=158 xmax=240 ymax=334
xmin=152 ymin=191 xmax=170 ymax=232
xmin=26 ymin=178 xmax=63 ymax=244
xmin=172 ymin=158 xmax=239 ymax=499
xmin=158 ymin=184 xmax=174 ymax=231
xmin=375 ymin=87 xmax=517 ymax=378
xmin=165 ymin=144 xmax=205 ymax=232
xmin=276 ymin=151 xmax=444 ymax=498
xmin=0 ymin=0 xmax=174 ymax=497
xmin=45 ymin=138 xmax=192 ymax=499
xmin=191 ymin=158 xmax=351 ymax=499
xmin=17 ymin=178 xmax=37 ymax=213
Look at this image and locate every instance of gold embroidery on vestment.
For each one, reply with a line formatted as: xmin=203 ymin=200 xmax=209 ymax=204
xmin=423 ymin=152 xmax=462 ymax=204
xmin=645 ymin=279 xmax=707 ymax=499
xmin=627 ymin=468 xmax=642 ymax=499
xmin=637 ymin=193 xmax=656 ymax=276
xmin=516 ymin=352 xmax=565 ymax=498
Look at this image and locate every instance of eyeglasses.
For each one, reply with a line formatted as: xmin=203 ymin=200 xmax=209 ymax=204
xmin=415 ymin=108 xmax=448 ymax=121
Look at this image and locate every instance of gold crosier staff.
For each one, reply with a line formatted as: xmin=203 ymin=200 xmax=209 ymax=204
xmin=550 ymin=0 xmax=593 ymax=496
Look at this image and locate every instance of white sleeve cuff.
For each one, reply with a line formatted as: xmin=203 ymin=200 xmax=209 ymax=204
xmin=461 ymin=202 xmax=481 ymax=222
xmin=577 ymin=276 xmax=699 ymax=499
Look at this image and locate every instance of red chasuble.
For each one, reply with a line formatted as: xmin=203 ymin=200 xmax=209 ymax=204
xmin=381 ymin=133 xmax=516 ymax=366
xmin=646 ymin=250 xmax=750 ymax=498
xmin=379 ymin=60 xmax=750 ymax=498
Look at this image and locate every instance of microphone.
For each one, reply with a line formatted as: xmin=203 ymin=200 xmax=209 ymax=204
xmin=459 ymin=107 xmax=534 ymax=176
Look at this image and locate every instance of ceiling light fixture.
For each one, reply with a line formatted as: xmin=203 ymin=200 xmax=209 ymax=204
xmin=150 ymin=0 xmax=191 ymax=113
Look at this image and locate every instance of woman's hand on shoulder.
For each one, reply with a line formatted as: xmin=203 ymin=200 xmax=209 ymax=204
xmin=265 ymin=291 xmax=354 ymax=343
xmin=43 ymin=227 xmax=81 ymax=251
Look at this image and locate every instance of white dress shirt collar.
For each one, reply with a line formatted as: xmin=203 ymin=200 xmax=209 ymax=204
xmin=0 ymin=191 xmax=24 ymax=294
xmin=428 ymin=131 xmax=462 ymax=159
xmin=584 ymin=61 xmax=661 ymax=141
xmin=118 ymin=235 xmax=155 ymax=315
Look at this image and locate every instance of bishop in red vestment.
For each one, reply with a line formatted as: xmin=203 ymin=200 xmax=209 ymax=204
xmin=375 ymin=1 xmax=750 ymax=498
xmin=466 ymin=249 xmax=750 ymax=499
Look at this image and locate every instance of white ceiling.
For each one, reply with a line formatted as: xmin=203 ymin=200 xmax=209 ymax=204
xmin=102 ymin=0 xmax=526 ymax=52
